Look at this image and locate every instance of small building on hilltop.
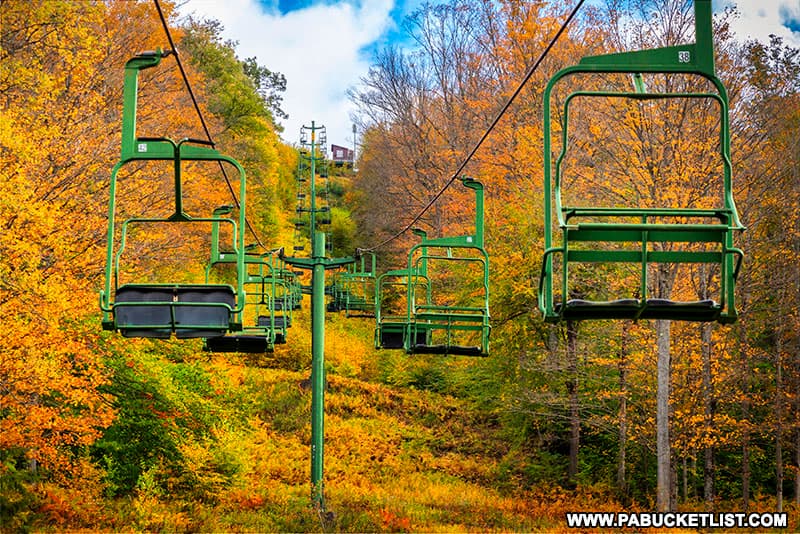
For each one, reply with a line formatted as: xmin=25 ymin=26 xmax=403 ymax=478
xmin=331 ymin=144 xmax=354 ymax=166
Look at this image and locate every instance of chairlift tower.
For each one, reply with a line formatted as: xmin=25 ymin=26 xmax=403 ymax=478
xmin=283 ymin=121 xmax=353 ymax=510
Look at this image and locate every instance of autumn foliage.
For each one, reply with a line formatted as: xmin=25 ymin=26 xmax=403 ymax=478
xmin=1 ymin=0 xmax=798 ymax=531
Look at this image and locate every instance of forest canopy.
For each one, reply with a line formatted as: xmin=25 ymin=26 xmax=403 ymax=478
xmin=1 ymin=0 xmax=797 ymax=530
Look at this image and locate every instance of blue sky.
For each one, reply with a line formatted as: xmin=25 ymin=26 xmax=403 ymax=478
xmin=177 ymin=0 xmax=800 ymax=151
xmin=179 ymin=0 xmax=425 ymax=149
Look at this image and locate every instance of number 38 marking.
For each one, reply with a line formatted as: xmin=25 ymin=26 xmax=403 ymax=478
xmin=678 ymin=50 xmax=691 ymax=63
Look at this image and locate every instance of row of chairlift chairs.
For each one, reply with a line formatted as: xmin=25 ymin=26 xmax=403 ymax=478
xmin=101 ymin=0 xmax=743 ymax=356
xmin=319 ymin=0 xmax=742 ymax=345
xmin=202 ymin=217 xmax=303 ymax=353
xmin=99 ymin=49 xmax=302 ymax=353
xmin=96 ymin=48 xmax=490 ymax=356
xmin=327 ymin=177 xmax=492 ymax=357
xmin=296 ymin=0 xmax=744 ymax=351
xmin=103 ymin=197 xmax=303 ymax=353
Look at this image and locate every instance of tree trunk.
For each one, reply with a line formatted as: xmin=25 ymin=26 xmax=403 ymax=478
xmin=795 ymin=422 xmax=800 ymax=506
xmin=792 ymin=281 xmax=800 ymax=507
xmin=656 ymin=317 xmax=672 ymax=512
xmin=739 ymin=323 xmax=751 ymax=514
xmin=682 ymin=455 xmax=688 ymax=503
xmin=654 ymin=260 xmax=676 ymax=512
xmin=694 ymin=262 xmax=716 ymax=507
xmin=776 ymin=336 xmax=784 ymax=513
xmin=566 ymin=319 xmax=580 ymax=485
xmin=701 ymin=320 xmax=715 ymax=506
xmin=618 ymin=324 xmax=629 ymax=495
xmin=671 ymin=450 xmax=679 ymax=511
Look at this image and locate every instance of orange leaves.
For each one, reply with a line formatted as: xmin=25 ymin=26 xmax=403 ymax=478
xmin=35 ymin=461 xmax=108 ymax=526
xmin=378 ymin=506 xmax=412 ymax=531
xmin=225 ymin=488 xmax=267 ymax=510
xmin=0 ymin=331 xmax=115 ymax=474
xmin=0 ymin=159 xmax=115 ymax=469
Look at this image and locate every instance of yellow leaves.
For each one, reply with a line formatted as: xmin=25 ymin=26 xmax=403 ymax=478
xmin=325 ymin=416 xmax=406 ymax=481
xmin=231 ymin=417 xmax=308 ymax=485
xmin=1 ymin=117 xmax=113 ymax=472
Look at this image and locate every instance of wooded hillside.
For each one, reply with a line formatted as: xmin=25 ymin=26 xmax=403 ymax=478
xmin=1 ymin=0 xmax=797 ymax=531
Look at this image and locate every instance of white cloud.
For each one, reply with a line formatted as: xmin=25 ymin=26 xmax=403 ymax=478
xmin=719 ymin=0 xmax=800 ymax=47
xmin=178 ymin=0 xmax=396 ymax=150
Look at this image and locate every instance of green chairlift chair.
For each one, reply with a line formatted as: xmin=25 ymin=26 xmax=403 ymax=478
xmin=100 ymin=50 xmax=247 ymax=339
xmin=340 ymin=253 xmax=377 ymax=318
xmin=202 ymin=217 xmax=290 ymax=353
xmin=538 ymin=0 xmax=743 ymax=324
xmin=404 ymin=177 xmax=491 ymax=356
xmin=375 ymin=230 xmax=431 ymax=350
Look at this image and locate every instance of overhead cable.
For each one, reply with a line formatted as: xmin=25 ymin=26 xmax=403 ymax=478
xmin=361 ymin=0 xmax=585 ymax=252
xmin=153 ymin=0 xmax=265 ymax=248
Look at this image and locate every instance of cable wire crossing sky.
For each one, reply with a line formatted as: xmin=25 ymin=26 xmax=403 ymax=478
xmin=178 ymin=0 xmax=800 ymax=152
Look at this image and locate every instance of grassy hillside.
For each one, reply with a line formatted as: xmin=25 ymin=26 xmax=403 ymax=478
xmin=4 ymin=2 xmax=798 ymax=531
xmin=4 ymin=287 xmax=624 ymax=532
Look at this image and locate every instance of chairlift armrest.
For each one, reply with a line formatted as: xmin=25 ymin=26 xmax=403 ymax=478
xmin=728 ymin=247 xmax=744 ymax=279
xmin=538 ymin=248 xmax=563 ymax=289
xmin=99 ymin=290 xmax=112 ymax=313
xmin=180 ymin=138 xmax=214 ymax=147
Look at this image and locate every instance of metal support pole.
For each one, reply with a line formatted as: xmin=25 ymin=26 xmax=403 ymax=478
xmin=310 ymin=230 xmax=326 ymax=507
xmin=285 ymin=120 xmax=352 ymax=510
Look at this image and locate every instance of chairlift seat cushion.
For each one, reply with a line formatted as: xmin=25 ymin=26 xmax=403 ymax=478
xmin=410 ymin=344 xmax=486 ymax=357
xmin=378 ymin=323 xmax=428 ymax=349
xmin=347 ymin=298 xmax=369 ymax=310
xmin=258 ymin=315 xmax=289 ymax=329
xmin=347 ymin=312 xmax=376 ymax=319
xmin=114 ymin=286 xmax=173 ymax=338
xmin=175 ymin=286 xmax=235 ymax=338
xmin=114 ymin=284 xmax=234 ymax=338
xmin=380 ymin=330 xmax=405 ymax=349
xmin=640 ymin=298 xmax=719 ymax=320
xmin=558 ymin=298 xmax=719 ymax=321
xmin=205 ymin=335 xmax=271 ymax=353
